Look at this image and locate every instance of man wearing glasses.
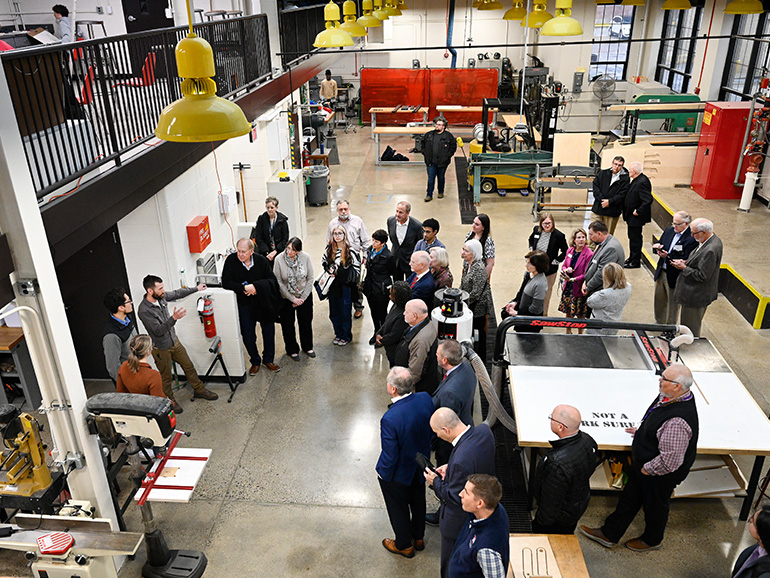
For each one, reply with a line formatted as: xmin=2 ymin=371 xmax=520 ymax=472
xmin=532 ymin=405 xmax=597 ymax=535
xmin=651 ymin=211 xmax=697 ymax=325
xmin=670 ymin=218 xmax=723 ymax=337
xmin=581 ymin=364 xmax=699 ymax=552
xmin=102 ymin=287 xmax=138 ymax=384
xmin=591 ymin=155 xmax=629 ymax=236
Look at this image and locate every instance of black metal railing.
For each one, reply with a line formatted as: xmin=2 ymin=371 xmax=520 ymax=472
xmin=279 ymin=4 xmax=325 ymax=67
xmin=1 ymin=15 xmax=271 ymax=198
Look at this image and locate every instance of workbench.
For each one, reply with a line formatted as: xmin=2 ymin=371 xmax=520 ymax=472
xmin=502 ymin=114 xmax=543 ymax=150
xmin=372 ymin=126 xmax=432 ymax=166
xmin=608 ymin=102 xmax=707 ymax=144
xmin=0 ymin=326 xmax=41 ymax=409
xmin=368 ymin=106 xmax=428 ymax=139
xmin=509 ymin=533 xmax=590 ymax=578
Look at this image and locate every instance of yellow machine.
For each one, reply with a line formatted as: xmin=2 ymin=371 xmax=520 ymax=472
xmin=0 ymin=404 xmax=53 ymax=497
xmin=467 ymin=138 xmax=530 ymax=192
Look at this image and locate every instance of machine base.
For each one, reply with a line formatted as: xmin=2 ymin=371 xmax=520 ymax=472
xmin=142 ymin=550 xmax=207 ymax=578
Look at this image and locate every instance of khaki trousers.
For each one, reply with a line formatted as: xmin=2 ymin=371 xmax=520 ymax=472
xmin=152 ymin=338 xmax=205 ymax=400
xmin=653 ymin=275 xmax=680 ymax=325
xmin=679 ymin=306 xmax=708 ymax=338
xmin=591 ymin=212 xmax=620 ymax=236
xmin=543 ymin=273 xmax=558 ymax=317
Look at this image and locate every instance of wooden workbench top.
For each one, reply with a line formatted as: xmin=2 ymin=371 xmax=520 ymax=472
xmin=368 ymin=107 xmax=423 ymax=113
xmin=0 ymin=326 xmax=24 ymax=351
xmin=510 ymin=533 xmax=590 ymax=578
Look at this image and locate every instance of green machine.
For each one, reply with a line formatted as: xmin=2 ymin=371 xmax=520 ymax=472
xmin=635 ymin=93 xmax=701 ymax=132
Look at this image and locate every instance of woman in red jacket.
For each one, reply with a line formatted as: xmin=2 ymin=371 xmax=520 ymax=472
xmin=116 ymin=335 xmax=175 ymax=409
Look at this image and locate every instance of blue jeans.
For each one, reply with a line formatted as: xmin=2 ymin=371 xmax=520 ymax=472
xmin=328 ymin=285 xmax=353 ymax=341
xmin=238 ymin=302 xmax=275 ymax=366
xmin=426 ymin=164 xmax=448 ymax=197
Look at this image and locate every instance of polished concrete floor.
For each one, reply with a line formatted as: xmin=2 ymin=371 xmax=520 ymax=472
xmin=2 ymin=128 xmax=769 ymax=577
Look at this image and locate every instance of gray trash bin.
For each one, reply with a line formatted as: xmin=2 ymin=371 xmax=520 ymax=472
xmin=304 ymin=165 xmax=330 ymax=206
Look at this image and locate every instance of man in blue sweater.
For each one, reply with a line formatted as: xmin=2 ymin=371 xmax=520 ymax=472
xmin=449 ymin=474 xmax=510 ymax=578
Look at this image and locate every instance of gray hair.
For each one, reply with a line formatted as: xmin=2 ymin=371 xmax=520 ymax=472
xmin=629 ymin=161 xmax=643 ymax=174
xmin=691 ymin=218 xmax=713 ymax=233
xmin=237 ymin=237 xmax=255 ymax=251
xmin=438 ymin=339 xmax=463 ymax=366
xmin=430 ymin=246 xmax=450 ymax=269
xmin=412 ymin=250 xmax=430 ymax=267
xmin=405 ymin=299 xmax=428 ymax=317
xmin=464 ymin=239 xmax=483 ymax=262
xmin=397 ymin=201 xmax=412 ymax=213
xmin=674 ymin=210 xmax=692 ymax=224
xmin=387 ymin=366 xmax=414 ymax=396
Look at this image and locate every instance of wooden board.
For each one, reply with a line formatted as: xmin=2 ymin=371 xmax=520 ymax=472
xmin=373 ymin=126 xmax=433 ymax=135
xmin=368 ymin=107 xmax=422 ymax=113
xmin=134 ymin=447 xmax=211 ymax=503
xmin=509 ymin=535 xmax=562 ymax=578
xmin=509 ymin=534 xmax=590 ymax=578
xmin=0 ymin=326 xmax=24 ymax=351
xmin=608 ymin=102 xmax=707 ymax=112
xmin=602 ymin=141 xmax=696 ymax=188
xmin=549 ymin=133 xmax=592 ymax=206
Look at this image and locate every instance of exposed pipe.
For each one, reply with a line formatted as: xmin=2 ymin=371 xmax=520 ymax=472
xmin=694 ymin=0 xmax=717 ymax=95
xmin=734 ymin=92 xmax=761 ymax=187
xmin=447 ymin=0 xmax=457 ymax=68
xmin=634 ymin=0 xmax=651 ymax=80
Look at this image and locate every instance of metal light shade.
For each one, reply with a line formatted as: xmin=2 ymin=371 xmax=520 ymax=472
xmin=621 ymin=0 xmax=645 ymax=5
xmin=384 ymin=2 xmax=402 ymax=15
xmin=396 ymin=0 xmax=409 ymax=9
xmin=595 ymin=0 xmax=615 ymax=4
xmin=503 ymin=1 xmax=527 ymax=19
xmin=341 ymin=0 xmax=368 ymax=36
xmin=156 ymin=34 xmax=249 ymax=142
xmin=359 ymin=0 xmax=383 ymax=27
xmin=373 ymin=0 xmax=389 ymax=19
xmin=725 ymin=0 xmax=763 ymax=14
xmin=479 ymin=0 xmax=505 ymax=9
xmin=313 ymin=1 xmax=354 ymax=47
xmin=473 ymin=0 xmax=482 ymax=7
xmin=540 ymin=0 xmax=583 ymax=35
xmin=662 ymin=0 xmax=691 ymax=9
xmin=521 ymin=4 xmax=553 ymax=27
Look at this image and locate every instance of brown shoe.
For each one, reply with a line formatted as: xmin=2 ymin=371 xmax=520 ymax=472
xmin=263 ymin=362 xmax=281 ymax=372
xmin=382 ymin=538 xmax=414 ymax=558
xmin=579 ymin=525 xmax=616 ymax=548
xmin=193 ymin=388 xmax=218 ymax=401
xmin=413 ymin=539 xmax=425 ymax=551
xmin=249 ymin=364 xmax=260 ymax=375
xmin=625 ymin=538 xmax=660 ymax=552
xmin=354 ymin=310 xmax=363 ymax=319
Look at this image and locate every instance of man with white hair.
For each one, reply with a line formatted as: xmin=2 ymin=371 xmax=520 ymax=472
xmin=622 ymin=160 xmax=652 ymax=269
xmin=394 ymin=299 xmax=439 ymax=395
xmin=670 ymin=218 xmax=723 ymax=337
xmin=652 ymin=210 xmax=698 ymax=325
xmin=406 ymin=251 xmax=436 ymax=310
xmin=581 ymin=364 xmax=699 ymax=552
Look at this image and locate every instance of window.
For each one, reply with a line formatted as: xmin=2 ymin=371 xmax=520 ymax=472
xmin=720 ymin=14 xmax=770 ymax=101
xmin=590 ymin=5 xmax=635 ymax=81
xmin=655 ymin=6 xmax=703 ymax=93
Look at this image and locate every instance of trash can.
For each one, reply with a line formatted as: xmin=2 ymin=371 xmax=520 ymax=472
xmin=304 ymin=165 xmax=330 ymax=206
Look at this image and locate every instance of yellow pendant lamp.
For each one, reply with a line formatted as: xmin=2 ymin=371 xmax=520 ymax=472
xmin=340 ymin=0 xmax=368 ymax=36
xmin=373 ymin=0 xmax=390 ymax=19
xmin=521 ymin=3 xmax=553 ymax=27
xmin=473 ymin=0 xmax=482 ymax=7
xmin=479 ymin=0 xmax=505 ymax=9
xmin=595 ymin=0 xmax=615 ymax=5
xmin=503 ymin=1 xmax=527 ymax=19
xmin=359 ymin=0 xmax=383 ymax=27
xmin=621 ymin=0 xmax=645 ymax=5
xmin=725 ymin=0 xmax=763 ymax=13
xmin=155 ymin=1 xmax=249 ymax=142
xmin=396 ymin=0 xmax=409 ymax=9
xmin=385 ymin=1 xmax=402 ymax=16
xmin=540 ymin=0 xmax=582 ymax=35
xmin=313 ymin=0 xmax=354 ymax=47
xmin=662 ymin=0 xmax=691 ymax=9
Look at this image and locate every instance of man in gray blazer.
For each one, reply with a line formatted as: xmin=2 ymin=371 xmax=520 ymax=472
xmin=671 ymin=218 xmax=723 ymax=337
xmin=582 ymin=221 xmax=625 ymax=296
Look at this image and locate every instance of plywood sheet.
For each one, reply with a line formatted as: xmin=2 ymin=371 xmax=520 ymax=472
xmin=509 ymin=535 xmax=562 ymax=578
xmin=553 ymin=133 xmax=592 ymax=167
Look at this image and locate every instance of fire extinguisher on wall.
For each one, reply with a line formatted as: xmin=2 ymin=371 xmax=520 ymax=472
xmin=302 ymin=148 xmax=310 ymax=167
xmin=199 ymin=296 xmax=217 ymax=338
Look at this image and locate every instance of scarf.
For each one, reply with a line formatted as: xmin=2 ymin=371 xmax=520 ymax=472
xmin=284 ymin=251 xmax=307 ymax=297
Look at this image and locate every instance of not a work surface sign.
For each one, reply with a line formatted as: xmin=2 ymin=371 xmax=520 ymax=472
xmin=510 ymin=366 xmax=770 ymax=454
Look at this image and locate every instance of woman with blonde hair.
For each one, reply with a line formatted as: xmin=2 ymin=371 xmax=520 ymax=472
xmin=586 ymin=262 xmax=632 ymax=335
xmin=322 ymin=225 xmax=361 ymax=345
xmin=429 ymin=246 xmax=453 ymax=291
xmin=116 ymin=335 xmax=174 ymax=408
xmin=558 ymin=228 xmax=593 ymax=334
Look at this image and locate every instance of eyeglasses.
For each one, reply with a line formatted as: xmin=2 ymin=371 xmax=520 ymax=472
xmin=124 ymin=300 xmax=133 ymax=305
xmin=548 ymin=414 xmax=568 ymax=428
xmin=659 ymin=376 xmax=680 ymax=385
xmin=672 ymin=221 xmax=686 ymax=226
xmin=333 ymin=232 xmax=345 ymax=236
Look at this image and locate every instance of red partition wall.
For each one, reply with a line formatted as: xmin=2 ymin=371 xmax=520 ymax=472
xmin=361 ymin=68 xmax=499 ymax=126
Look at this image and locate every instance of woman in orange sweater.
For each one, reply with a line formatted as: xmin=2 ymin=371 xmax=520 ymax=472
xmin=116 ymin=335 xmax=171 ymax=406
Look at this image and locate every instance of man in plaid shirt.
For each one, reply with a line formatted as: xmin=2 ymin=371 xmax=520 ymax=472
xmin=580 ymin=363 xmax=699 ymax=552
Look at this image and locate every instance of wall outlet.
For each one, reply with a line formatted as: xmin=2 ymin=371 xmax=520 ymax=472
xmin=106 ymin=5 xmax=113 ymax=14
xmin=96 ymin=5 xmax=104 ymax=13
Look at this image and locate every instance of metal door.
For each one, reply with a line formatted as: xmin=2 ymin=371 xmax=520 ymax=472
xmin=121 ymin=0 xmax=174 ymax=33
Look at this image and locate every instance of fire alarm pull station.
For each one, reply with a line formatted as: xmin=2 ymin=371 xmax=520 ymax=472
xmin=187 ymin=216 xmax=211 ymax=253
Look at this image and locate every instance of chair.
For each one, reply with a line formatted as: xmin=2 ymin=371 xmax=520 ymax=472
xmin=112 ymin=52 xmax=156 ymax=88
xmin=75 ymin=65 xmax=95 ymax=105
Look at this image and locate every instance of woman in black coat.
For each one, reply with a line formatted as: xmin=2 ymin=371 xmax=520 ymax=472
xmin=374 ymin=281 xmax=412 ymax=367
xmin=251 ymin=195 xmax=289 ymax=264
xmin=528 ymin=212 xmax=568 ymax=316
xmin=733 ymin=506 xmax=770 ymax=578
xmin=362 ymin=229 xmax=396 ymax=344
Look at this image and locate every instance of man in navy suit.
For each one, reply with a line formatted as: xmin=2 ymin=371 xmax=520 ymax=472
xmin=425 ymin=408 xmax=496 ymax=578
xmin=622 ymin=161 xmax=653 ymax=269
xmin=377 ymin=366 xmax=435 ymax=559
xmin=652 ymin=211 xmax=697 ymax=325
xmin=432 ymin=339 xmax=477 ymax=466
xmin=387 ymin=201 xmax=423 ymax=281
xmin=407 ymin=251 xmax=436 ymax=310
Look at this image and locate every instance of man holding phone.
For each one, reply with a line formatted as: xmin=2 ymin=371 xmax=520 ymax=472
xmin=652 ymin=211 xmax=697 ymax=325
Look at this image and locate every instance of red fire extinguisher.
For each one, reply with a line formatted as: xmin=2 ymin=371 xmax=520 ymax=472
xmin=202 ymin=297 xmax=217 ymax=338
xmin=302 ymin=148 xmax=310 ymax=167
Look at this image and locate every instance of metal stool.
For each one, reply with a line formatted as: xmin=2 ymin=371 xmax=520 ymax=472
xmin=225 ymin=10 xmax=243 ymax=18
xmin=76 ymin=19 xmax=107 ymax=39
xmin=204 ymin=10 xmax=227 ymax=20
xmin=194 ymin=8 xmax=205 ymax=22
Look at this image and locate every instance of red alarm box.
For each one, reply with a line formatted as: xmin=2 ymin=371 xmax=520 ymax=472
xmin=187 ymin=216 xmax=211 ymax=253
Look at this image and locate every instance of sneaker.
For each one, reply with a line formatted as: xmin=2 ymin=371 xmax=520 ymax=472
xmin=625 ymin=538 xmax=661 ymax=552
xmin=437 ymin=192 xmax=444 ymax=199
xmin=354 ymin=310 xmax=364 ymax=319
xmin=579 ymin=526 xmax=616 ymax=548
xmin=424 ymin=195 xmax=433 ymax=202
xmin=333 ymin=338 xmax=341 ymax=345
xmin=425 ymin=511 xmax=439 ymax=526
xmin=337 ymin=339 xmax=349 ymax=346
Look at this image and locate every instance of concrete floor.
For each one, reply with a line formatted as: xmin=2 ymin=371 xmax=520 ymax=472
xmin=2 ymin=128 xmax=769 ymax=577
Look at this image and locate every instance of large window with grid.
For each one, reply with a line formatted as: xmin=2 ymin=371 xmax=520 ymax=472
xmin=655 ymin=6 xmax=703 ymax=93
xmin=590 ymin=5 xmax=636 ymax=81
xmin=720 ymin=13 xmax=770 ymax=101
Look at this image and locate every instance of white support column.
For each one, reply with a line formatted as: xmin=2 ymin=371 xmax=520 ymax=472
xmin=0 ymin=62 xmax=118 ymax=527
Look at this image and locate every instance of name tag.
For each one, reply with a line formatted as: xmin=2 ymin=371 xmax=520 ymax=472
xmin=674 ymin=244 xmax=683 ymax=251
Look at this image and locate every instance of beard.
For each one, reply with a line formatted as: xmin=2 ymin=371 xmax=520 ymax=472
xmin=338 ymin=214 xmax=350 ymax=221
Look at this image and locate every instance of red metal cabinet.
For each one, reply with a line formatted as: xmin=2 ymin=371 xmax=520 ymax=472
xmin=692 ymin=101 xmax=752 ymax=199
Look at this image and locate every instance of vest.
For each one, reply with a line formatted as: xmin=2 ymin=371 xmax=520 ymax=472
xmin=103 ymin=314 xmax=135 ymax=344
xmin=448 ymin=504 xmax=510 ymax=578
xmin=632 ymin=394 xmax=698 ymax=483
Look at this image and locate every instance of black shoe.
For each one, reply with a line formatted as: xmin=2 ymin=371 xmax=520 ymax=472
xmin=624 ymin=262 xmax=641 ymax=269
xmin=425 ymin=511 xmax=439 ymax=526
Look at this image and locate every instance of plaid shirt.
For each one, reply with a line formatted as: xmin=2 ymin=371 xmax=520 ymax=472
xmin=477 ymin=548 xmax=506 ymax=578
xmin=643 ymin=392 xmax=694 ymax=476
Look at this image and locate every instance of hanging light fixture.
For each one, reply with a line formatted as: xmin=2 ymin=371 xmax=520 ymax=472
xmin=340 ymin=0 xmax=368 ymax=36
xmin=373 ymin=0 xmax=390 ymax=19
xmin=503 ymin=1 xmax=527 ymax=19
xmin=384 ymin=1 xmax=402 ymax=15
xmin=313 ymin=0 xmax=354 ymax=47
xmin=595 ymin=0 xmax=615 ymax=5
xmin=521 ymin=3 xmax=553 ymax=28
xmin=396 ymin=0 xmax=409 ymax=9
xmin=473 ymin=0 xmax=482 ymax=7
xmin=621 ymin=0 xmax=645 ymax=5
xmin=358 ymin=0 xmax=383 ymax=27
xmin=662 ymin=0 xmax=691 ymax=9
xmin=725 ymin=0 xmax=763 ymax=14
xmin=540 ymin=0 xmax=582 ymax=35
xmin=155 ymin=0 xmax=249 ymax=142
xmin=478 ymin=0 xmax=505 ymax=9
